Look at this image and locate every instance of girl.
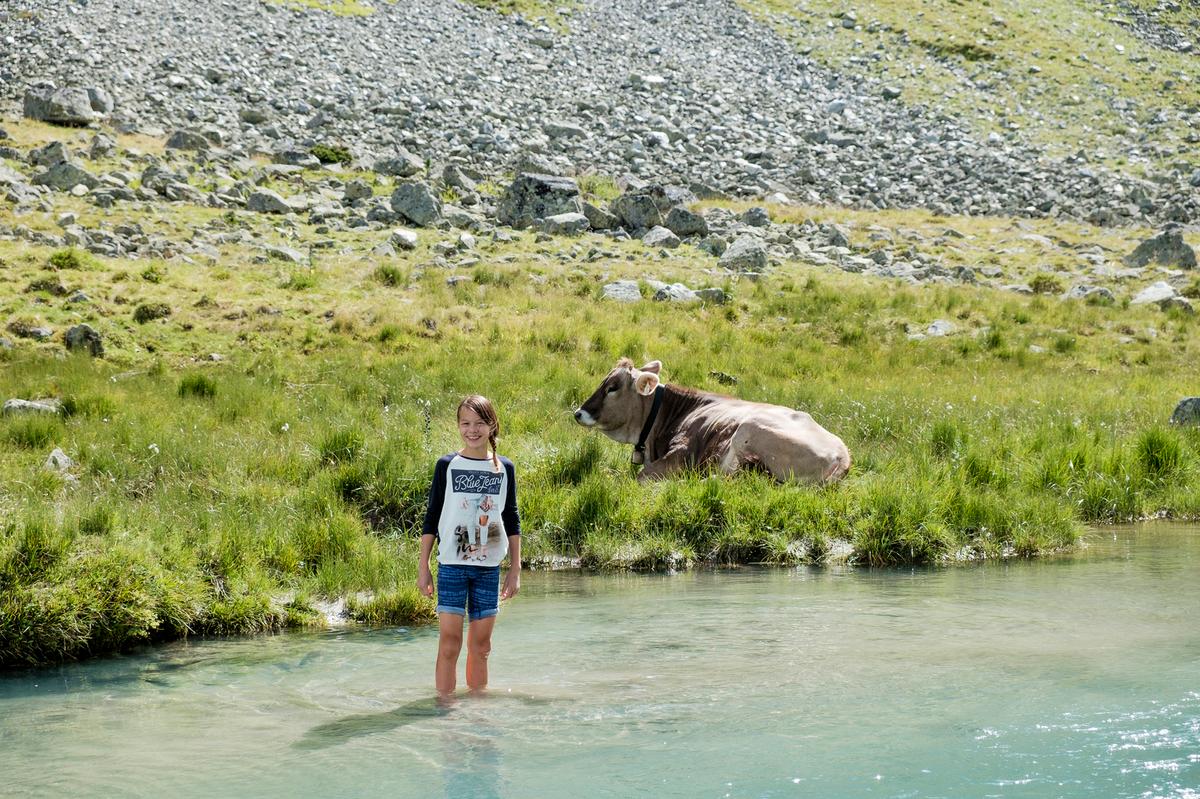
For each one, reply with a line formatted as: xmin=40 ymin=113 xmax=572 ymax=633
xmin=418 ymin=395 xmax=521 ymax=695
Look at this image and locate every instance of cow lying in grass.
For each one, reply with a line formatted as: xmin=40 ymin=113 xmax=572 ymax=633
xmin=574 ymin=358 xmax=851 ymax=484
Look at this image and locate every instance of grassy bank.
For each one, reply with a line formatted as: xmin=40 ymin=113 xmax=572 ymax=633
xmin=3 ymin=230 xmax=1200 ymax=665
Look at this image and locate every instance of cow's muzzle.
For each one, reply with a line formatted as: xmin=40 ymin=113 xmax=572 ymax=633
xmin=574 ymin=408 xmax=596 ymax=426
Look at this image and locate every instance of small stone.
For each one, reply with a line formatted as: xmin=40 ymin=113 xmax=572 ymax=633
xmin=539 ymin=212 xmax=590 ymax=236
xmin=642 ymin=226 xmax=681 ymax=249
xmin=45 ymin=447 xmax=75 ymax=472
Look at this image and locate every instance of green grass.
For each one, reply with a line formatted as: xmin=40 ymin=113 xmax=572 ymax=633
xmin=1 ymin=116 xmax=1199 ymax=666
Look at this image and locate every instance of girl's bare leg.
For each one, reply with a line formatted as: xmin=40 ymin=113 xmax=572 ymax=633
xmin=465 ymin=615 xmax=497 ymax=692
xmin=436 ymin=612 xmax=464 ymax=695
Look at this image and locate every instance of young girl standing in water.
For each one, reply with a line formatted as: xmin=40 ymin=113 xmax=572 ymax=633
xmin=418 ymin=395 xmax=521 ymax=696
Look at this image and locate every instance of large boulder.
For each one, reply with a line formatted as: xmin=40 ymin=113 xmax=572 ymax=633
xmin=497 ymin=173 xmax=582 ymax=229
xmin=23 ymin=84 xmax=97 ymax=125
xmin=1124 ymin=227 xmax=1196 ymax=269
xmin=390 ymin=182 xmax=443 ymax=226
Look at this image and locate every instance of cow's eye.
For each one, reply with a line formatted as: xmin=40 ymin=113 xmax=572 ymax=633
xmin=606 ymin=385 xmax=618 ymax=394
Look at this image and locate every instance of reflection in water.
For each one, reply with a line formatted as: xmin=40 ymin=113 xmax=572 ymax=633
xmin=439 ymin=698 xmax=504 ymax=799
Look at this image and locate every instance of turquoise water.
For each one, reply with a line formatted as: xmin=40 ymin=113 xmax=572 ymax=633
xmin=2 ymin=523 xmax=1198 ymax=799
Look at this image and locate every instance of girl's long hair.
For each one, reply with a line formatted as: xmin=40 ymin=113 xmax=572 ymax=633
xmin=457 ymin=395 xmax=500 ymax=469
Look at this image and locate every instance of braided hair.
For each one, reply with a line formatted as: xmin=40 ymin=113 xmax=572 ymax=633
xmin=457 ymin=395 xmax=501 ymax=469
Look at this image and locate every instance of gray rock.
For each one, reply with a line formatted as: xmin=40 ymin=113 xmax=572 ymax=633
xmin=32 ymin=160 xmax=99 ymax=191
xmin=442 ymin=164 xmax=478 ymax=193
xmin=1063 ymin=284 xmax=1115 ymax=303
xmin=544 ymin=120 xmax=588 ymax=139
xmin=718 ymin=235 xmax=768 ymax=271
xmin=87 ymin=87 xmax=114 ymax=115
xmin=698 ymin=235 xmax=728 ymax=256
xmin=664 ymin=206 xmax=709 ymax=237
xmin=246 ymin=189 xmax=293 ymax=214
xmin=272 ymin=148 xmax=320 ymax=168
xmin=602 ymin=280 xmax=642 ymax=302
xmin=926 ymin=319 xmax=956 ymax=337
xmin=343 ymin=178 xmax=373 ymax=202
xmin=696 ymin=287 xmax=728 ymax=304
xmin=63 ymin=324 xmax=103 ymax=357
xmin=165 ymin=129 xmax=210 ymax=151
xmin=389 ymin=228 xmax=419 ymax=250
xmin=511 ymin=153 xmax=559 ymax=176
xmin=31 ymin=140 xmax=70 ymax=167
xmin=610 ymin=191 xmax=663 ymax=232
xmin=642 ymin=225 xmax=680 ymax=249
xmin=497 ymin=173 xmax=581 ymax=229
xmin=390 ymin=182 xmax=443 ymax=226
xmin=1170 ymin=397 xmax=1200 ymax=426
xmin=44 ymin=447 xmax=74 ymax=473
xmin=741 ymin=207 xmax=771 ymax=227
xmin=23 ymin=84 xmax=95 ymax=125
xmin=582 ymin=202 xmax=618 ymax=231
xmin=263 ymin=244 xmax=307 ymax=263
xmin=1124 ymin=227 xmax=1196 ymax=269
xmin=1131 ymin=281 xmax=1179 ymax=307
xmin=3 ymin=398 xmax=61 ymax=416
xmin=239 ymin=107 xmax=270 ymax=124
xmin=539 ymin=212 xmax=590 ymax=236
xmin=89 ymin=133 xmax=117 ymax=159
xmin=653 ymin=283 xmax=698 ymax=302
xmin=375 ymin=148 xmax=424 ymax=177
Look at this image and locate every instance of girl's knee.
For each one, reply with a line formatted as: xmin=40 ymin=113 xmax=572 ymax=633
xmin=438 ymin=632 xmax=463 ymax=659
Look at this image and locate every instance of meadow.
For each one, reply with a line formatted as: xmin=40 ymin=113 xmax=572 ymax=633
xmin=3 ymin=210 xmax=1199 ymax=666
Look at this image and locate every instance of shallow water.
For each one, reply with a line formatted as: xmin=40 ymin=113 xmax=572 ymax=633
xmin=2 ymin=523 xmax=1198 ymax=799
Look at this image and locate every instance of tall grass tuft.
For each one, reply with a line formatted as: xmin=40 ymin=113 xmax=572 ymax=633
xmin=1136 ymin=427 xmax=1183 ymax=482
xmin=178 ymin=373 xmax=218 ymax=399
xmin=2 ymin=415 xmax=61 ymax=449
xmin=319 ymin=427 xmax=365 ymax=465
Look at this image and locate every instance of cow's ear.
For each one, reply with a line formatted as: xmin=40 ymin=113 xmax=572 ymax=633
xmin=640 ymin=360 xmax=662 ymax=375
xmin=634 ymin=371 xmax=660 ymax=396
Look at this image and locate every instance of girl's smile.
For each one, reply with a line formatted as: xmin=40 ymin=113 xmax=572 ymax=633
xmin=458 ymin=407 xmax=493 ymax=457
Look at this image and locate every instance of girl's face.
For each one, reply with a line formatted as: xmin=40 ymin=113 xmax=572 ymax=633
xmin=458 ymin=407 xmax=494 ymax=452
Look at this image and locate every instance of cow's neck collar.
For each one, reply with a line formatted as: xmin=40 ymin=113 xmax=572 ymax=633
xmin=632 ymin=385 xmax=665 ymax=465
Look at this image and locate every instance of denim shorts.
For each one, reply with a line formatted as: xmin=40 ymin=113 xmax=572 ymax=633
xmin=436 ymin=564 xmax=500 ymax=621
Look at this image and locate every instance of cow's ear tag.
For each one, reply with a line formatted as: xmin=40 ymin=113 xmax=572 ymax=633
xmin=635 ymin=372 xmax=659 ymax=396
xmin=631 ymin=450 xmax=645 ymax=465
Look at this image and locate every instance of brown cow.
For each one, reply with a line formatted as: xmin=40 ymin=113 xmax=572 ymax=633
xmin=574 ymin=358 xmax=850 ymax=483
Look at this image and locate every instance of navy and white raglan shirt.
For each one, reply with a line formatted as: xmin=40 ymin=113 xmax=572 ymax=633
xmin=422 ymin=453 xmax=520 ymax=567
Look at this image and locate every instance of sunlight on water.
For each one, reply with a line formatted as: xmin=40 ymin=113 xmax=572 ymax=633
xmin=2 ymin=523 xmax=1198 ymax=798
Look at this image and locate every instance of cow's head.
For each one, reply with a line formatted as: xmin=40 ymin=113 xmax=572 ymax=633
xmin=574 ymin=358 xmax=661 ymax=442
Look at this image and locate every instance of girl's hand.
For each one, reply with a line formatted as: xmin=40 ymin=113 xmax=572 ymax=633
xmin=417 ymin=569 xmax=434 ymax=598
xmin=500 ymin=570 xmax=520 ymax=600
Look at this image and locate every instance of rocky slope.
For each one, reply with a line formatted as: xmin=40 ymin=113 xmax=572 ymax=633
xmin=2 ymin=0 xmax=1198 ymax=225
